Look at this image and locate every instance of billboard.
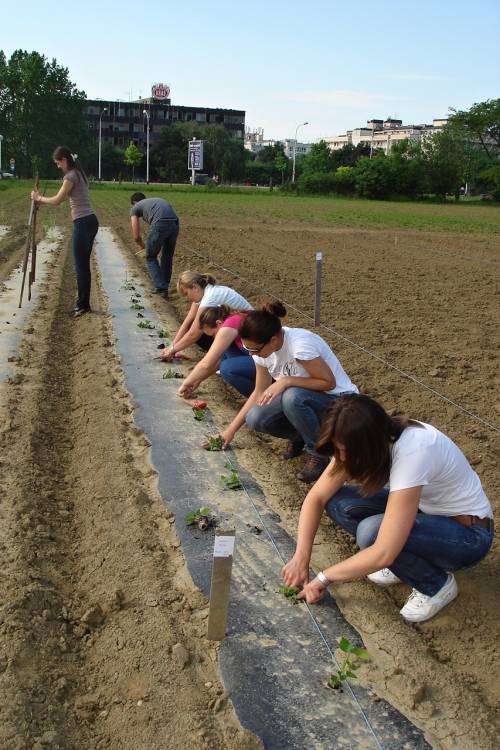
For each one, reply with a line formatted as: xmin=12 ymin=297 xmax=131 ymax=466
xmin=151 ymin=83 xmax=170 ymax=100
xmin=188 ymin=140 xmax=204 ymax=171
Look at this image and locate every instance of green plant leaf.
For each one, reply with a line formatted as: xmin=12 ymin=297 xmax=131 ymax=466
xmin=352 ymin=647 xmax=370 ymax=660
xmin=198 ymin=506 xmax=211 ymax=516
xmin=339 ymin=637 xmax=354 ymax=653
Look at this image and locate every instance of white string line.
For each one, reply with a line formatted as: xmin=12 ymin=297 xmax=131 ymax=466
xmin=214 ymin=434 xmax=385 ymax=750
xmin=183 ymin=246 xmax=500 ymax=435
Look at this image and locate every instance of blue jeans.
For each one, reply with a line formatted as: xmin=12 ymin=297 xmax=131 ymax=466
xmin=246 ymin=387 xmax=344 ymax=456
xmin=220 ymin=345 xmax=256 ymax=397
xmin=326 ymin=485 xmax=494 ymax=595
xmin=72 ymin=213 xmax=99 ymax=309
xmin=146 ymin=220 xmax=179 ymax=291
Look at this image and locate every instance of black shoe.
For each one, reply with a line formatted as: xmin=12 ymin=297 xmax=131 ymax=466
xmin=72 ymin=307 xmax=91 ymax=318
xmin=282 ymin=438 xmax=305 ymax=460
xmin=151 ymin=288 xmax=168 ymax=298
xmin=298 ymin=455 xmax=329 ymax=483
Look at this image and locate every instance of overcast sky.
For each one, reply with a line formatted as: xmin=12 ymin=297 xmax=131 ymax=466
xmin=3 ymin=0 xmax=499 ymax=141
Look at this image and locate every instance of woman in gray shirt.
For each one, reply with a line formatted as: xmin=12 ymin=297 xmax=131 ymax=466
xmin=32 ymin=146 xmax=99 ymax=317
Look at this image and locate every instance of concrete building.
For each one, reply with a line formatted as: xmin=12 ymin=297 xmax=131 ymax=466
xmin=244 ymin=129 xmax=312 ymax=157
xmin=323 ymin=117 xmax=448 ymax=154
xmin=85 ymin=97 xmax=245 ymax=150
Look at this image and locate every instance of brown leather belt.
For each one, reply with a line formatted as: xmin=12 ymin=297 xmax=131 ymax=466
xmin=453 ymin=514 xmax=493 ymax=530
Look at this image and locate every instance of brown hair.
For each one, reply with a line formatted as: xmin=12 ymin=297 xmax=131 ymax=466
xmin=52 ymin=146 xmax=88 ymax=184
xmin=238 ymin=301 xmax=286 ymax=342
xmin=316 ymin=394 xmax=411 ymax=496
xmin=177 ymin=271 xmax=217 ymax=292
xmin=199 ymin=304 xmax=238 ymax=328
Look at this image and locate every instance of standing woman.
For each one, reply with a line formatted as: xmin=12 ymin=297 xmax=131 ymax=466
xmin=31 ymin=146 xmax=99 ymax=317
xmin=219 ymin=302 xmax=358 ymax=483
xmin=162 ymin=271 xmax=252 ymax=361
xmin=282 ymin=394 xmax=494 ymax=622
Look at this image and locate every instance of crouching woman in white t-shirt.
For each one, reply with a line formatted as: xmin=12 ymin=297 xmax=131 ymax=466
xmin=282 ymin=394 xmax=494 ymax=623
xmin=161 ymin=271 xmax=252 ymax=361
xmin=219 ymin=302 xmax=358 ymax=483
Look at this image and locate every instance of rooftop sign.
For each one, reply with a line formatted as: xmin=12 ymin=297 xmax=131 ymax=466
xmin=151 ymin=83 xmax=170 ymax=100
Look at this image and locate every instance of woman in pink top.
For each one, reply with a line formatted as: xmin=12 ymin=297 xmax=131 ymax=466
xmin=31 ymin=146 xmax=99 ymax=318
xmin=178 ymin=305 xmax=256 ymax=398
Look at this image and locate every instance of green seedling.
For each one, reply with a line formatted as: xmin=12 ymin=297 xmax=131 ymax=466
xmin=202 ymin=434 xmax=224 ymax=451
xmin=193 ymin=407 xmax=207 ymax=421
xmin=137 ymin=320 xmax=155 ymax=330
xmin=130 ymin=302 xmax=144 ymax=310
xmin=157 ymin=329 xmax=169 ymax=339
xmin=162 ymin=369 xmax=183 ymax=380
xmin=278 ymin=584 xmax=301 ymax=603
xmin=120 ymin=280 xmax=136 ymax=291
xmin=220 ymin=462 xmax=243 ymax=490
xmin=185 ymin=506 xmax=212 ymax=531
xmin=328 ymin=637 xmax=370 ymax=691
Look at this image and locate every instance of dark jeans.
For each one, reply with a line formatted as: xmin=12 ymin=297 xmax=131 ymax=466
xmin=72 ymin=213 xmax=99 ymax=309
xmin=220 ymin=345 xmax=256 ymax=397
xmin=146 ymin=220 xmax=179 ymax=291
xmin=326 ymin=485 xmax=494 ymax=595
xmin=246 ymin=388 xmax=349 ymax=456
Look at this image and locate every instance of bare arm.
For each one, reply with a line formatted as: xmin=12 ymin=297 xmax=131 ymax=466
xmin=220 ymin=364 xmax=272 ymax=446
xmin=178 ymin=327 xmax=238 ymax=396
xmin=130 ymin=216 xmax=145 ymax=251
xmin=169 ymin=304 xmax=206 ymax=354
xmin=258 ymin=356 xmax=335 ymax=407
xmin=32 ymin=180 xmax=73 ymax=207
xmin=282 ymin=462 xmax=348 ymax=588
xmin=299 ymin=486 xmax=422 ymax=604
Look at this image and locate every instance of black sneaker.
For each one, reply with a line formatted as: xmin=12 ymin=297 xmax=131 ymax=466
xmin=72 ymin=307 xmax=91 ymax=318
xmin=298 ymin=455 xmax=329 ymax=483
xmin=151 ymin=288 xmax=168 ymax=298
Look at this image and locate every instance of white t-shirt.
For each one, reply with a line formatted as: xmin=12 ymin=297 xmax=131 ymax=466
xmin=199 ymin=284 xmax=252 ymax=311
xmin=390 ymin=423 xmax=492 ymax=518
xmin=253 ymin=327 xmax=358 ymax=396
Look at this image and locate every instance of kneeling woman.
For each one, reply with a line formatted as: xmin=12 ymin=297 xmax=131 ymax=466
xmin=162 ymin=271 xmax=252 ymax=361
xmin=282 ymin=394 xmax=494 ymax=622
xmin=178 ymin=305 xmax=256 ymax=398
xmin=220 ymin=302 xmax=358 ymax=483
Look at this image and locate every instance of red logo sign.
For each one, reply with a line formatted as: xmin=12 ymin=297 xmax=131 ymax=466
xmin=151 ymin=83 xmax=170 ymax=100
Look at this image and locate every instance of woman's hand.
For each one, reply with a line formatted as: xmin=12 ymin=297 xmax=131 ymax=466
xmin=31 ymin=190 xmax=41 ymax=203
xmin=161 ymin=345 xmax=176 ymax=362
xmin=220 ymin=426 xmax=236 ymax=449
xmin=297 ymin=577 xmax=327 ymax=605
xmin=177 ymin=382 xmax=195 ymax=398
xmin=257 ymin=379 xmax=287 ymax=406
xmin=281 ymin=555 xmax=310 ymax=589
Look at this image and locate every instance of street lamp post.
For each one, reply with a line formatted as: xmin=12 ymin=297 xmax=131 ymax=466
xmin=98 ymin=107 xmax=108 ymax=181
xmin=292 ymin=121 xmax=308 ymax=183
xmin=143 ymin=109 xmax=150 ymax=184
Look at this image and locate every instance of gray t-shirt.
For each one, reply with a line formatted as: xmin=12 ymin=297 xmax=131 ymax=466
xmin=130 ymin=198 xmax=178 ymax=226
xmin=64 ymin=170 xmax=94 ymax=221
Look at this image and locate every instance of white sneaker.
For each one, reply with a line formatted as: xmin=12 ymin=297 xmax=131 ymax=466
xmin=367 ymin=568 xmax=401 ymax=586
xmin=400 ymin=574 xmax=458 ymax=623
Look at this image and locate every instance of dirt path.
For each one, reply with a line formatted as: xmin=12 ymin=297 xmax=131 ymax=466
xmin=0 ymin=234 xmax=261 ymax=750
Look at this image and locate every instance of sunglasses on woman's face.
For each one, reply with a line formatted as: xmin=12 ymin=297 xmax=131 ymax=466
xmin=242 ymin=342 xmax=267 ymax=354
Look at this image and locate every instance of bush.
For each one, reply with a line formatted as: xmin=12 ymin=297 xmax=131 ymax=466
xmin=297 ymin=171 xmax=337 ymax=194
xmin=333 ymin=166 xmax=357 ymax=195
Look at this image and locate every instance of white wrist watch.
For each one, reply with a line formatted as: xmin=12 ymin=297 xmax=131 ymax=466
xmin=316 ymin=571 xmax=330 ymax=587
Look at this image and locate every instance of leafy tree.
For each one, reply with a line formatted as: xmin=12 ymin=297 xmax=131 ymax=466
xmin=124 ymin=142 xmax=143 ymax=181
xmin=275 ymin=151 xmax=288 ymax=184
xmin=330 ymin=143 xmax=371 ymax=169
xmin=333 ymin=166 xmax=357 ymax=195
xmin=220 ymin=139 xmax=246 ymax=182
xmin=301 ymin=140 xmax=334 ymax=175
xmin=448 ymin=99 xmax=500 ymax=161
xmin=0 ymin=49 xmax=87 ymax=177
xmin=355 ymin=154 xmax=395 ymax=199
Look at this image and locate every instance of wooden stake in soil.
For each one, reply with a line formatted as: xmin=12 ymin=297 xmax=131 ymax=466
xmin=314 ymin=251 xmax=323 ymax=326
xmin=207 ymin=529 xmax=236 ymax=641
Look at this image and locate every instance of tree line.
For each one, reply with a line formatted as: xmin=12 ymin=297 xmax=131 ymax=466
xmin=1 ymin=50 xmax=498 ymax=199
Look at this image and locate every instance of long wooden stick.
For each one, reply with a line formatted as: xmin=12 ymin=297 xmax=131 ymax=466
xmin=19 ymin=174 xmax=39 ymax=308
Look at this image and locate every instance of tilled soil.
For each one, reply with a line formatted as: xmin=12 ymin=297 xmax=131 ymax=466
xmin=0 ymin=231 xmax=261 ymax=750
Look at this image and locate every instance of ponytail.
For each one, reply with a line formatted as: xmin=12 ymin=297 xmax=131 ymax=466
xmin=199 ymin=304 xmax=233 ymax=328
xmin=177 ymin=270 xmax=217 ymax=293
xmin=239 ymin=300 xmax=286 ymax=343
xmin=53 ymin=145 xmax=88 ymax=184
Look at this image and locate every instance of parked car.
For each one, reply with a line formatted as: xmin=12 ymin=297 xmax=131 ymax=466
xmin=0 ymin=171 xmax=15 ymax=180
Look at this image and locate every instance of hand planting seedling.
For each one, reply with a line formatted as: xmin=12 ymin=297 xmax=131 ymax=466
xmin=185 ymin=506 xmax=213 ymax=531
xmin=220 ymin=462 xmax=243 ymax=490
xmin=137 ymin=320 xmax=155 ymax=330
xmin=278 ymin=584 xmax=301 ymax=603
xmin=202 ymin=434 xmax=224 ymax=451
xmin=327 ymin=637 xmax=370 ymax=691
xmin=162 ymin=369 xmax=184 ymax=380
